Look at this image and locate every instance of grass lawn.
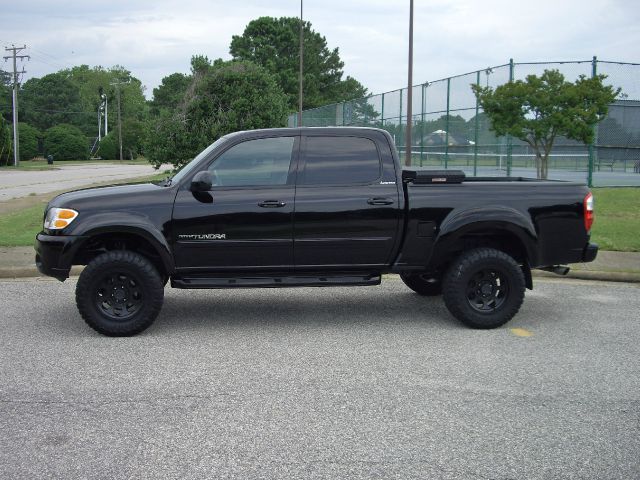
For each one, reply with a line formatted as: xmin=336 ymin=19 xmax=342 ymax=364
xmin=0 ymin=172 xmax=167 ymax=246
xmin=0 ymin=185 xmax=638 ymax=250
xmin=0 ymin=204 xmax=44 ymax=246
xmin=590 ymin=188 xmax=640 ymax=252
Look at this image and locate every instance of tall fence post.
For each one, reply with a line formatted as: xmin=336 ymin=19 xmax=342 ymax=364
xmin=381 ymin=92 xmax=385 ymax=128
xmin=587 ymin=56 xmax=597 ymax=188
xmin=399 ymin=88 xmax=404 ymax=154
xmin=420 ymin=83 xmax=426 ymax=166
xmin=506 ymin=58 xmax=514 ymax=177
xmin=474 ymin=70 xmax=480 ymax=177
xmin=445 ymin=77 xmax=450 ymax=168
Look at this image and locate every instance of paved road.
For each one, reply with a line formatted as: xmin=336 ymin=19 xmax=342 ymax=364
xmin=0 ymin=163 xmax=163 ymax=202
xmin=0 ymin=277 xmax=638 ymax=479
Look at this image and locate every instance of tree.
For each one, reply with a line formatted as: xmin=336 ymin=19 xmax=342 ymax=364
xmin=0 ymin=116 xmax=12 ymax=165
xmin=146 ymin=60 xmax=288 ymax=169
xmin=18 ymin=123 xmax=40 ymax=160
xmin=472 ymin=69 xmax=619 ymax=179
xmin=0 ymin=69 xmax=12 ymax=122
xmin=44 ymin=124 xmax=88 ymax=160
xmin=230 ymin=16 xmax=367 ymax=111
xmin=150 ymin=72 xmax=191 ymax=114
xmin=21 ymin=73 xmax=85 ymax=132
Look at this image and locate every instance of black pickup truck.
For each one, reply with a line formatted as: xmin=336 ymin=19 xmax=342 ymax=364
xmin=35 ymin=127 xmax=597 ymax=336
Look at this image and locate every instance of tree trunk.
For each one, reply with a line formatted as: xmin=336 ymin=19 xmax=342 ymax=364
xmin=541 ymin=152 xmax=549 ymax=179
xmin=535 ymin=153 xmax=542 ymax=179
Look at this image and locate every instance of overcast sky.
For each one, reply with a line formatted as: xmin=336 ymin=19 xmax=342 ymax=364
xmin=1 ymin=0 xmax=638 ymax=100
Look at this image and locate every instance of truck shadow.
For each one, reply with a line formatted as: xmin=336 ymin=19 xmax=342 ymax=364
xmin=152 ymin=287 xmax=462 ymax=334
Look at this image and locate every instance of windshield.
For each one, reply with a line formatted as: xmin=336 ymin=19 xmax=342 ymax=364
xmin=168 ymin=136 xmax=229 ymax=185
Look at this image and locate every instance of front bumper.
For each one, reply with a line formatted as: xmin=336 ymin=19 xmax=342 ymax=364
xmin=35 ymin=233 xmax=87 ymax=281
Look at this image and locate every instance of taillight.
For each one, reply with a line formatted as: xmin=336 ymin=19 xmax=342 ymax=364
xmin=584 ymin=192 xmax=594 ymax=232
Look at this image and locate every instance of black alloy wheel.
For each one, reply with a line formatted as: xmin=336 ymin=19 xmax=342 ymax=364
xmin=442 ymin=248 xmax=525 ymax=329
xmin=76 ymin=251 xmax=164 ymax=336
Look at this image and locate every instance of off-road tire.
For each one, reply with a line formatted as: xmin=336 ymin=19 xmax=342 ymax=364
xmin=400 ymin=273 xmax=443 ymax=296
xmin=442 ymin=248 xmax=525 ymax=329
xmin=76 ymin=251 xmax=164 ymax=336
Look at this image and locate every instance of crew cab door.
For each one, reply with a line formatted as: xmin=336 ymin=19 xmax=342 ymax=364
xmin=293 ymin=133 xmax=401 ymax=269
xmin=172 ymin=135 xmax=298 ymax=271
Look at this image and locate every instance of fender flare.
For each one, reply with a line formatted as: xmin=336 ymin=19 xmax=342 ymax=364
xmin=431 ymin=206 xmax=538 ymax=266
xmin=71 ymin=213 xmax=175 ymax=274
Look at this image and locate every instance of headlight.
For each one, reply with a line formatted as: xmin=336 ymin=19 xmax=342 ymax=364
xmin=44 ymin=208 xmax=79 ymax=230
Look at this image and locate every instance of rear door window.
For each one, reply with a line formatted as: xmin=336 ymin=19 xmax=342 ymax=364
xmin=301 ymin=136 xmax=381 ymax=185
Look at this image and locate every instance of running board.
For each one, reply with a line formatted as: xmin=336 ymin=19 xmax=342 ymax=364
xmin=171 ymin=274 xmax=382 ymax=289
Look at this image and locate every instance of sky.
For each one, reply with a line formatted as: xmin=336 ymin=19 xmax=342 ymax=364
xmin=1 ymin=0 xmax=638 ymax=100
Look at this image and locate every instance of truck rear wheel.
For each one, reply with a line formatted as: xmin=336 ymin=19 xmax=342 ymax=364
xmin=442 ymin=248 xmax=525 ymax=329
xmin=400 ymin=273 xmax=442 ymax=296
xmin=75 ymin=251 xmax=164 ymax=336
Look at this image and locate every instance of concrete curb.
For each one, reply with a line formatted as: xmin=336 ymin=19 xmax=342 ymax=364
xmin=532 ymin=270 xmax=640 ymax=283
xmin=1 ymin=266 xmax=638 ymax=283
xmin=0 ymin=266 xmax=83 ymax=279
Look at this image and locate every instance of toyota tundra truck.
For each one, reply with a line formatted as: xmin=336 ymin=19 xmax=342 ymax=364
xmin=35 ymin=127 xmax=598 ymax=336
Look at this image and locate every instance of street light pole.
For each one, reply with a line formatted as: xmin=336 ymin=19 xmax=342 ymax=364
xmin=405 ymin=0 xmax=414 ymax=166
xmin=298 ymin=0 xmax=304 ymax=127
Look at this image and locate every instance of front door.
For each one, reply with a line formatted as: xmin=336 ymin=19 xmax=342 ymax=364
xmin=172 ymin=136 xmax=298 ymax=272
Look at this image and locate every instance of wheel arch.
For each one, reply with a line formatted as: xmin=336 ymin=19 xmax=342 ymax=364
xmin=71 ymin=225 xmax=174 ymax=277
xmin=427 ymin=207 xmax=538 ymax=275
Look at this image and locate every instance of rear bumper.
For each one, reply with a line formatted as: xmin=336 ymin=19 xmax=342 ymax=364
xmin=35 ymin=233 xmax=87 ymax=281
xmin=582 ymin=242 xmax=598 ymax=263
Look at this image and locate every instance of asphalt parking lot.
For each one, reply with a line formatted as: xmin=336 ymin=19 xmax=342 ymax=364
xmin=0 ymin=276 xmax=638 ymax=479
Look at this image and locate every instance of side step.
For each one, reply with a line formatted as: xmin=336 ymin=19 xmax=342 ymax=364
xmin=171 ymin=274 xmax=382 ymax=289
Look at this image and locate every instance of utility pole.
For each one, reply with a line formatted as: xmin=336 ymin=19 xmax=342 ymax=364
xmin=405 ymin=0 xmax=414 ymax=166
xmin=298 ymin=0 xmax=304 ymax=127
xmin=109 ymin=79 xmax=128 ymax=160
xmin=3 ymin=45 xmax=29 ymax=167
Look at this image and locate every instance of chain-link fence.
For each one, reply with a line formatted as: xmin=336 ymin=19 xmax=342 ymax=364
xmin=288 ymin=58 xmax=640 ymax=187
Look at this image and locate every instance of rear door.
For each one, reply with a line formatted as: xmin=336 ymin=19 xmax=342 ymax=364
xmin=172 ymin=135 xmax=298 ymax=272
xmin=293 ymin=133 xmax=400 ymax=269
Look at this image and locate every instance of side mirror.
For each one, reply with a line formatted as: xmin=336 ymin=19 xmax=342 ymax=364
xmin=190 ymin=171 xmax=213 ymax=192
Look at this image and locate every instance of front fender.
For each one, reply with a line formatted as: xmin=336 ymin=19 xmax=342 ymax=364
xmin=69 ymin=212 xmax=175 ymax=274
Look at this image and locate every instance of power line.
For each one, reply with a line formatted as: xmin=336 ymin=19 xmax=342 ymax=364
xmin=3 ymin=44 xmax=29 ymax=167
xmin=0 ymin=104 xmax=95 ymax=114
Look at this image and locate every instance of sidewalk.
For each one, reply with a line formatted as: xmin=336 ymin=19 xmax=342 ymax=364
xmin=1 ymin=246 xmax=639 ymax=282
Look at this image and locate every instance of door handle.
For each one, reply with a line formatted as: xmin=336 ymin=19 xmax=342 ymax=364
xmin=258 ymin=200 xmax=287 ymax=208
xmin=367 ymin=197 xmax=395 ymax=206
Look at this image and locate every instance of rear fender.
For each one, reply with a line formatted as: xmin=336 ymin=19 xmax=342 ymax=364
xmin=430 ymin=206 xmax=538 ymax=267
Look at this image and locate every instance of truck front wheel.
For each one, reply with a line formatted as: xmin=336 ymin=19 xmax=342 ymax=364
xmin=442 ymin=248 xmax=525 ymax=329
xmin=75 ymin=251 xmax=164 ymax=336
xmin=400 ymin=273 xmax=442 ymax=296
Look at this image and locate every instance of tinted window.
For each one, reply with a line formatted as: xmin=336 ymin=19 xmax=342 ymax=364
xmin=208 ymin=137 xmax=295 ymax=187
xmin=302 ymin=136 xmax=380 ymax=185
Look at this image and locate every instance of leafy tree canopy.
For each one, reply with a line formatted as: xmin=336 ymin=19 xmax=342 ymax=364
xmin=21 ymin=73 xmax=84 ymax=132
xmin=230 ymin=16 xmax=367 ymax=111
xmin=150 ymin=72 xmax=191 ymax=113
xmin=472 ymin=69 xmax=619 ymax=178
xmin=146 ymin=60 xmax=288 ymax=169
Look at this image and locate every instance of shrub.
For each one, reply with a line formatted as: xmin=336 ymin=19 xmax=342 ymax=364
xmin=97 ymin=133 xmax=118 ymax=159
xmin=44 ymin=124 xmax=88 ymax=160
xmin=18 ymin=123 xmax=40 ymax=161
